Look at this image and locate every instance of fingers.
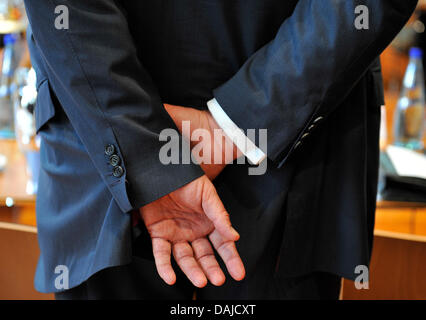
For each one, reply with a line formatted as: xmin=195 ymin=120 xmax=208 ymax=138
xmin=209 ymin=230 xmax=246 ymax=281
xmin=152 ymin=238 xmax=176 ymax=285
xmin=201 ymin=179 xmax=240 ymax=241
xmin=172 ymin=242 xmax=208 ymax=288
xmin=192 ymin=238 xmax=225 ymax=286
xmin=154 ymin=236 xmax=244 ymax=287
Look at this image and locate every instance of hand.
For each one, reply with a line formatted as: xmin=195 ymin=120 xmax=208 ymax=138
xmin=139 ymin=175 xmax=245 ymax=287
xmin=164 ymin=104 xmax=241 ymax=180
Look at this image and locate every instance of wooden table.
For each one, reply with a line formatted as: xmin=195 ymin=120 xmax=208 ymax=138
xmin=342 ymin=201 xmax=426 ymax=300
xmin=0 ymin=140 xmax=51 ymax=299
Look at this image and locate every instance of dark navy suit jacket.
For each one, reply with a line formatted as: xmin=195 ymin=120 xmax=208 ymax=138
xmin=24 ymin=0 xmax=417 ymax=293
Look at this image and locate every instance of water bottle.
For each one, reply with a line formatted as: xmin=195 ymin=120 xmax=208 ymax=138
xmin=393 ymin=47 xmax=425 ymax=151
xmin=0 ymin=33 xmax=19 ymax=137
xmin=13 ymin=67 xmax=40 ymax=194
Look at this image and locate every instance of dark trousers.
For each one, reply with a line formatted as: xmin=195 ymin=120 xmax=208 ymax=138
xmin=55 ymin=225 xmax=341 ymax=300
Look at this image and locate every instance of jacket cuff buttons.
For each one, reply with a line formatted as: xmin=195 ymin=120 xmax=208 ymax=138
xmin=112 ymin=165 xmax=124 ymax=178
xmin=104 ymin=144 xmax=116 ymax=156
xmin=294 ymin=116 xmax=324 ymax=150
xmin=105 ymin=144 xmax=124 ymax=178
xmin=109 ymin=154 xmax=121 ymax=167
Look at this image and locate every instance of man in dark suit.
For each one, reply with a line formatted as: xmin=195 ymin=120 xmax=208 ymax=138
xmin=24 ymin=0 xmax=417 ymax=299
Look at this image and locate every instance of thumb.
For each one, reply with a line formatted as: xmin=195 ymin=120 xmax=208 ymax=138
xmin=201 ymin=178 xmax=240 ymax=241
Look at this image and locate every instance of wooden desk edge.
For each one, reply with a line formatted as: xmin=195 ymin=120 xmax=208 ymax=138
xmin=0 ymin=221 xmax=37 ymax=234
xmin=377 ymin=201 xmax=426 ymax=209
xmin=374 ymin=229 xmax=426 ymax=243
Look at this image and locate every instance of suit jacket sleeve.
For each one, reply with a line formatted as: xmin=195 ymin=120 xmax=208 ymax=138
xmin=213 ymin=0 xmax=417 ymax=168
xmin=24 ymin=0 xmax=204 ymax=212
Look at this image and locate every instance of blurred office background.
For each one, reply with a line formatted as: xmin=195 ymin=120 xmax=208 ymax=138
xmin=0 ymin=1 xmax=425 ymax=300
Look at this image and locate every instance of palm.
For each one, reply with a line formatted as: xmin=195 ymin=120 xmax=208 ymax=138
xmin=142 ymin=192 xmax=215 ymax=243
xmin=140 ymin=176 xmax=245 ymax=288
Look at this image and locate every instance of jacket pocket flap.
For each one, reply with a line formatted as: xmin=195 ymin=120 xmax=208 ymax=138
xmin=35 ymin=80 xmax=56 ymax=133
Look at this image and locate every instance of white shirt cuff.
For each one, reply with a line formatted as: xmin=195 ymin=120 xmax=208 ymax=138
xmin=207 ymin=98 xmax=266 ymax=165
